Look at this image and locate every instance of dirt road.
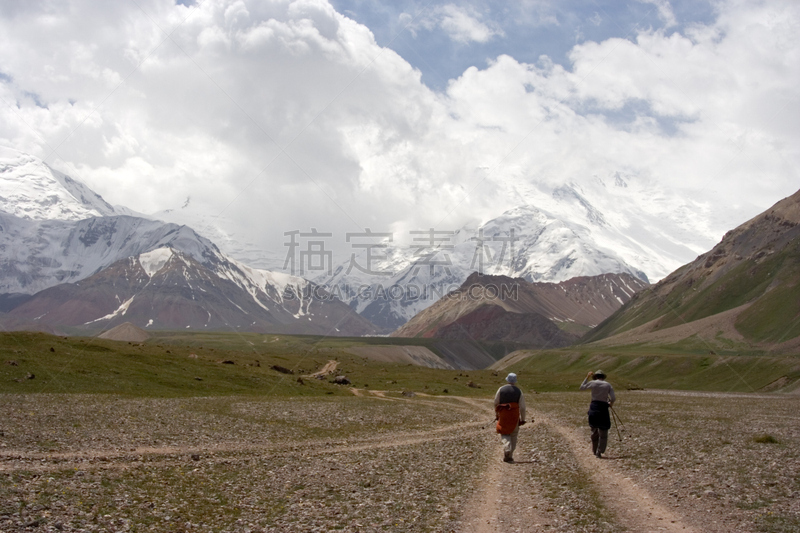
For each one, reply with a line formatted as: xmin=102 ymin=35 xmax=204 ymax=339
xmin=455 ymin=398 xmax=698 ymax=533
xmin=2 ymin=391 xmax=797 ymax=532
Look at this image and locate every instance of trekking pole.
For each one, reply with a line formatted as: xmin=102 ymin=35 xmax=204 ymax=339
xmin=610 ymin=407 xmax=623 ymax=442
xmin=610 ymin=406 xmax=626 ymax=431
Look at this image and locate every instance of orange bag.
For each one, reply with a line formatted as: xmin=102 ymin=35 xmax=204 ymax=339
xmin=495 ymin=402 xmax=520 ymax=435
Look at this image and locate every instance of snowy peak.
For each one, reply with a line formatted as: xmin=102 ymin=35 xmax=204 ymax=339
xmin=7 ymin=244 xmax=378 ymax=336
xmin=552 ymin=184 xmax=607 ymax=227
xmin=316 ymin=203 xmax=649 ymax=331
xmin=0 ymin=212 xmax=228 ymax=295
xmin=470 ymin=203 xmax=647 ymax=283
xmin=0 ymin=148 xmax=117 ymax=221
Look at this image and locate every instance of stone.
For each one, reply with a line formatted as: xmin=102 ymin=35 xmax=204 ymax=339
xmin=270 ymin=364 xmax=294 ymax=374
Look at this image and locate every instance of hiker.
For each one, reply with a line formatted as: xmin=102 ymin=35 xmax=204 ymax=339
xmin=494 ymin=372 xmax=527 ymax=463
xmin=580 ymin=370 xmax=616 ymax=458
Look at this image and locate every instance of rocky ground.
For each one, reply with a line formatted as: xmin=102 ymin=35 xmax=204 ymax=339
xmin=0 ymin=390 xmax=798 ymax=532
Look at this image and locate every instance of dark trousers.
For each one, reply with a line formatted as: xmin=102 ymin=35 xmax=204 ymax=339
xmin=591 ymin=427 xmax=608 ymax=454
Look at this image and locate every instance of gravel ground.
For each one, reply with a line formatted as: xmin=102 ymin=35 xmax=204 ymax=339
xmin=1 ymin=390 xmax=798 ymax=532
xmin=532 ymin=390 xmax=800 ymax=533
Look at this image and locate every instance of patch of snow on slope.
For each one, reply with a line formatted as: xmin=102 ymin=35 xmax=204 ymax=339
xmin=85 ymin=295 xmax=135 ymax=324
xmin=221 ymin=256 xmax=311 ymax=311
xmin=139 ymin=248 xmax=174 ymax=277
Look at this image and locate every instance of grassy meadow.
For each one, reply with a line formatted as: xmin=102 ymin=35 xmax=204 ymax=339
xmin=0 ymin=331 xmax=512 ymax=398
xmin=1 ymin=330 xmax=799 ymax=532
xmin=1 ymin=330 xmax=799 ymax=397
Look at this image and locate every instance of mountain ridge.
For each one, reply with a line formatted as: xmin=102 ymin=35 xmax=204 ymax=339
xmin=392 ymin=271 xmax=648 ymax=346
xmin=581 ymin=188 xmax=800 ymax=348
xmin=6 ymin=246 xmax=378 ymax=336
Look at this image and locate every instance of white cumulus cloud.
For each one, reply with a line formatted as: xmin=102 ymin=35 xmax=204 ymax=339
xmin=405 ymin=3 xmax=504 ymax=44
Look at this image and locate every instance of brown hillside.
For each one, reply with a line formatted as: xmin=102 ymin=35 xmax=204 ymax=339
xmin=583 ymin=189 xmax=800 ymax=346
xmin=392 ymin=272 xmax=647 ymax=345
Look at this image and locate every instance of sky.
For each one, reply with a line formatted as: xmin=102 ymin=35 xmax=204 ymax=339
xmin=0 ymin=0 xmax=798 ymax=263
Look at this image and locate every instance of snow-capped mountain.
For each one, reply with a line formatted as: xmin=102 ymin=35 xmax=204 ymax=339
xmin=313 ymin=172 xmax=757 ymax=331
xmin=315 ymin=203 xmax=650 ymax=331
xmin=0 ymin=149 xmax=759 ymax=335
xmin=0 ymin=212 xmax=223 ymax=295
xmin=0 ymin=211 xmax=377 ymax=334
xmin=153 ymin=202 xmax=284 ymax=271
xmin=0 ymin=148 xmax=121 ymax=221
xmin=500 ymin=174 xmax=746 ymax=282
xmin=7 ymin=246 xmax=377 ymax=335
xmin=0 ymin=150 xmax=375 ymax=335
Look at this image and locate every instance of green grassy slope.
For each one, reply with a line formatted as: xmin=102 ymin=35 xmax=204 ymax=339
xmin=734 ymin=250 xmax=800 ymax=343
xmin=583 ymin=194 xmax=800 ymax=347
xmin=496 ymin=346 xmax=800 ymax=393
xmin=0 ymin=331 xmax=513 ymax=397
xmin=2 ymin=331 xmax=797 ymax=396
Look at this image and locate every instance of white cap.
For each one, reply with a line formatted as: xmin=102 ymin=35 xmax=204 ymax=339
xmin=506 ymin=373 xmax=517 ymax=383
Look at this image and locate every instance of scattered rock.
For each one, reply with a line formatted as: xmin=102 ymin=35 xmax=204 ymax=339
xmin=5 ymin=360 xmax=18 ymax=366
xmin=27 ymin=373 xmax=35 ymax=380
xmin=50 ymin=347 xmax=55 ymax=352
xmin=194 ymin=377 xmax=203 ymax=381
xmin=402 ymin=390 xmax=415 ymax=397
xmin=188 ymin=354 xmax=198 ymax=359
xmin=191 ymin=454 xmax=201 ymax=461
xmin=220 ymin=360 xmax=235 ymax=365
xmin=270 ymin=365 xmax=294 ymax=375
xmin=332 ymin=376 xmax=351 ymax=385
xmin=443 ymin=389 xmax=449 ymax=393
xmin=467 ymin=381 xmax=480 ymax=389
xmin=296 ymin=377 xmax=304 ymax=385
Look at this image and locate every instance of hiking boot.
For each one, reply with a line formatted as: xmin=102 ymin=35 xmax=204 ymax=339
xmin=503 ymin=455 xmax=514 ymax=463
xmin=595 ymin=452 xmax=602 ymax=459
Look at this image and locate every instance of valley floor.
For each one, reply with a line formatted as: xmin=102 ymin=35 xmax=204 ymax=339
xmin=1 ymin=391 xmax=798 ymax=532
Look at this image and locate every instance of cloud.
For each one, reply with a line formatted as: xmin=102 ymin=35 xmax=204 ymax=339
xmin=0 ymin=0 xmax=797 ymax=264
xmin=436 ymin=4 xmax=504 ymax=44
xmin=405 ymin=3 xmax=504 ymax=44
xmin=637 ymin=0 xmax=677 ymax=28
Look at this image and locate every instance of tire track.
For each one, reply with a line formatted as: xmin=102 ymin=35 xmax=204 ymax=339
xmin=0 ymin=418 xmax=485 ymax=474
xmin=536 ymin=411 xmax=698 ymax=533
xmin=456 ymin=397 xmax=548 ymax=533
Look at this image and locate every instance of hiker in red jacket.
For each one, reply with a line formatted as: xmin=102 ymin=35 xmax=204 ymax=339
xmin=494 ymin=373 xmax=527 ymax=463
